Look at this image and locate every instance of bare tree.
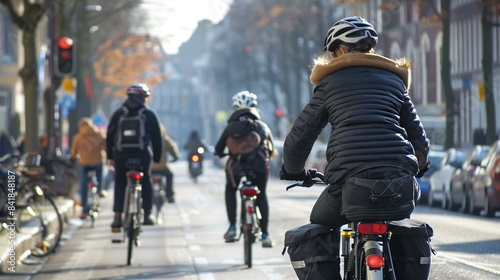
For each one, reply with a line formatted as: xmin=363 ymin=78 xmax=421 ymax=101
xmin=0 ymin=0 xmax=51 ymax=153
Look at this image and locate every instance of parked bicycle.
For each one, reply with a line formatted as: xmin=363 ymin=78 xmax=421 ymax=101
xmin=285 ymin=169 xmax=398 ymax=280
xmin=111 ymin=158 xmax=143 ymax=266
xmin=0 ymin=152 xmax=64 ymax=258
xmin=225 ymin=170 xmax=262 ymax=268
xmin=85 ymin=168 xmax=101 ymax=228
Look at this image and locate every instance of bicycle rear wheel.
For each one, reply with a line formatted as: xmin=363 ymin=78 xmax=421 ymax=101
xmin=243 ymin=225 xmax=252 ymax=268
xmin=127 ymin=214 xmax=135 ymax=265
xmin=17 ymin=192 xmax=63 ymax=258
xmin=88 ymin=187 xmax=100 ymax=228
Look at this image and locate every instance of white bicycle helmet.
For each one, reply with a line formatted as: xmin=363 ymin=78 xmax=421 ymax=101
xmin=323 ymin=16 xmax=378 ymax=52
xmin=127 ymin=83 xmax=151 ymax=98
xmin=232 ymin=91 xmax=258 ymax=109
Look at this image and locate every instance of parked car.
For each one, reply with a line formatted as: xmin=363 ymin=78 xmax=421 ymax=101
xmin=448 ymin=145 xmax=490 ymax=212
xmin=269 ymin=139 xmax=284 ymax=178
xmin=428 ymin=148 xmax=466 ymax=208
xmin=416 ymin=150 xmax=446 ymax=204
xmin=305 ymin=142 xmax=327 ymax=173
xmin=469 ymin=140 xmax=500 ymax=217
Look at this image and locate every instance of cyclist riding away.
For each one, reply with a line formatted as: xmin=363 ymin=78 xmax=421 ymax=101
xmin=106 ymin=83 xmax=163 ymax=228
xmin=214 ymin=91 xmax=277 ymax=248
xmin=279 ymin=16 xmax=430 ymax=276
xmin=151 ymin=123 xmax=180 ymax=203
xmin=70 ymin=118 xmax=106 ymax=219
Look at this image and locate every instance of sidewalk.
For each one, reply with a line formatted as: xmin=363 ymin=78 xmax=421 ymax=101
xmin=0 ymin=196 xmax=78 ymax=274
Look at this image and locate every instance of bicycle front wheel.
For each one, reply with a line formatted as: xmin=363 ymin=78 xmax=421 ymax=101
xmin=17 ymin=192 xmax=63 ymax=258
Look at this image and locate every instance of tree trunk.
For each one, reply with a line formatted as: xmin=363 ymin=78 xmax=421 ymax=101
xmin=481 ymin=0 xmax=497 ymax=144
xmin=20 ymin=31 xmax=40 ymax=153
xmin=441 ymin=0 xmax=455 ymax=149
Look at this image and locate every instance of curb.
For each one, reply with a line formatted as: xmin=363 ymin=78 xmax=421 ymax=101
xmin=0 ymin=197 xmax=75 ymax=273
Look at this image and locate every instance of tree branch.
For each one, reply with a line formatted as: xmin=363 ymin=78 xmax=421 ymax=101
xmin=0 ymin=0 xmax=23 ymax=27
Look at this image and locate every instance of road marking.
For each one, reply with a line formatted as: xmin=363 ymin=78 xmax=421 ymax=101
xmin=438 ymin=252 xmax=500 ymax=276
xmin=189 ymin=244 xmax=202 ymax=251
xmin=195 ymin=258 xmax=216 ymax=280
xmin=260 ymin=266 xmax=286 ymax=280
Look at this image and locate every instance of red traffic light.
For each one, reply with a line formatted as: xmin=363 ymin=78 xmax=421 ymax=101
xmin=57 ymin=37 xmax=73 ymax=50
xmin=56 ymin=36 xmax=75 ymax=76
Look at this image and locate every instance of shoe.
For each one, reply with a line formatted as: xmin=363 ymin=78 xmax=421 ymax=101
xmin=223 ymin=226 xmax=236 ymax=241
xmin=98 ymin=190 xmax=108 ymax=198
xmin=261 ymin=234 xmax=274 ymax=248
xmin=79 ymin=213 xmax=88 ymax=220
xmin=143 ymin=214 xmax=156 ymax=225
xmin=111 ymin=216 xmax=122 ymax=231
xmin=167 ymin=197 xmax=175 ymax=203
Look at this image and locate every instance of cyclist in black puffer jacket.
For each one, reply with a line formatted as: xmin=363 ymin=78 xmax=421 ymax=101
xmin=280 ymin=16 xmax=430 ymax=274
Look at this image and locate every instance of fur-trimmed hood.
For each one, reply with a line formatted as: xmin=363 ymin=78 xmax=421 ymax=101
xmin=310 ymin=53 xmax=412 ymax=89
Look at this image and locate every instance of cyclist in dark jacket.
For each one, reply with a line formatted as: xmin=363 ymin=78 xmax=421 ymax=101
xmin=106 ymin=83 xmax=163 ymax=228
xmin=280 ymin=17 xmax=430 ymax=274
xmin=214 ymin=91 xmax=277 ymax=248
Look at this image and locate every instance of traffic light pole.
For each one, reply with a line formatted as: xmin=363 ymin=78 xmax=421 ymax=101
xmin=48 ymin=0 xmax=58 ymax=160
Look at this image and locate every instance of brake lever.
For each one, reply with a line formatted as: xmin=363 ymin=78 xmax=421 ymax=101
xmin=286 ymin=182 xmax=307 ymax=191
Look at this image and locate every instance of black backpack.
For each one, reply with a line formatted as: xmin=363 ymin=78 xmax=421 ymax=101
xmin=115 ymin=107 xmax=146 ymax=152
xmin=387 ymin=218 xmax=436 ymax=280
xmin=225 ymin=116 xmax=263 ymax=156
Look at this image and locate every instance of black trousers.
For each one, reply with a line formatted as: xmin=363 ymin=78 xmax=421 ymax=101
xmin=225 ymin=167 xmax=270 ymax=235
xmin=310 ymin=167 xmax=413 ymax=230
xmin=113 ymin=151 xmax=153 ymax=214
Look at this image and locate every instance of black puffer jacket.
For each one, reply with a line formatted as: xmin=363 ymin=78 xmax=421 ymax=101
xmin=283 ymin=53 xmax=429 ymax=185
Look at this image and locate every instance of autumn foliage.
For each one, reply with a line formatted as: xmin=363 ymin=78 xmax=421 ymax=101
xmin=93 ymin=35 xmax=169 ymax=97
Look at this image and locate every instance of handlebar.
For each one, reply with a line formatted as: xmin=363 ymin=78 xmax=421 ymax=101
xmin=285 ymin=169 xmax=326 ymax=191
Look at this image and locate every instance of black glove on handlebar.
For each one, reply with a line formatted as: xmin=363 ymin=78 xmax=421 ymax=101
xmin=415 ymin=161 xmax=431 ymax=178
xmin=279 ymin=165 xmax=309 ymax=181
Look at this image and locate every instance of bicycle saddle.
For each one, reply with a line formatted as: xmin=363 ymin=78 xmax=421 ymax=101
xmin=125 ymin=158 xmax=143 ymax=171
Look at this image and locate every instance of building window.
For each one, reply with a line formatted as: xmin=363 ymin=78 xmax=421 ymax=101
xmin=2 ymin=9 xmax=17 ymax=63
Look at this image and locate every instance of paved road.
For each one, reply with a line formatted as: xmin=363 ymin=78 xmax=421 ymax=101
xmin=4 ymin=159 xmax=500 ymax=279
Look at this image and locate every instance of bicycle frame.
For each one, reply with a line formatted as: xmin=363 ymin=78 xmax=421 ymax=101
xmin=86 ymin=169 xmax=100 ymax=227
xmin=114 ymin=170 xmax=143 ymax=266
xmin=239 ymin=177 xmax=262 ymax=268
xmin=284 ymin=169 xmax=398 ymax=280
xmin=342 ymin=222 xmax=397 ymax=280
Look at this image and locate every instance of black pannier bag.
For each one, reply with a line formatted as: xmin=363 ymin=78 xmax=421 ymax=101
xmin=387 ymin=218 xmax=435 ymax=280
xmin=342 ymin=174 xmax=417 ymax=221
xmin=282 ymin=223 xmax=341 ymax=280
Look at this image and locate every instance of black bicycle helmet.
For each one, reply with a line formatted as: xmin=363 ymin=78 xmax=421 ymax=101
xmin=323 ymin=16 xmax=378 ymax=52
xmin=126 ymin=83 xmax=151 ymax=98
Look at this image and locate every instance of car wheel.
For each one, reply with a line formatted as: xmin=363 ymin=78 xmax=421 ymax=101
xmin=440 ymin=184 xmax=447 ymax=209
xmin=459 ymin=186 xmax=469 ymax=213
xmin=447 ymin=191 xmax=458 ymax=211
xmin=427 ymin=189 xmax=434 ymax=207
xmin=469 ymin=190 xmax=481 ymax=215
xmin=485 ymin=196 xmax=495 ymax=218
